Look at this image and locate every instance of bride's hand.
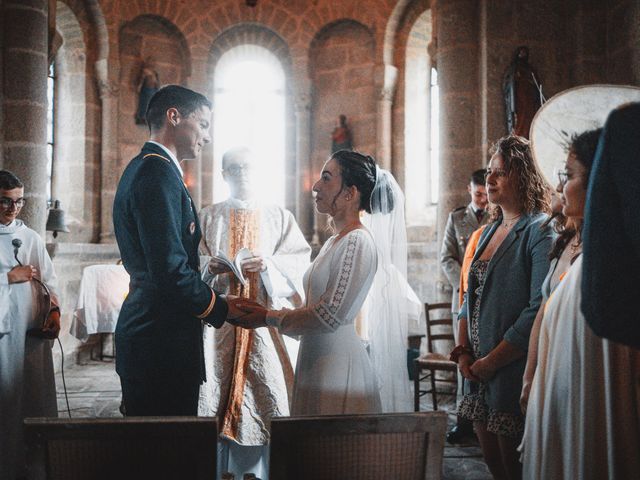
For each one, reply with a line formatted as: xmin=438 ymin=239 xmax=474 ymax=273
xmin=227 ymin=298 xmax=268 ymax=329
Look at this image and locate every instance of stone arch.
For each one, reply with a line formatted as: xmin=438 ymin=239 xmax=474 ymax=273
xmin=85 ymin=0 xmax=109 ymax=63
xmin=389 ymin=0 xmax=432 ymax=203
xmin=57 ymin=0 xmax=107 ymax=64
xmin=204 ymin=23 xmax=296 ymax=210
xmin=209 ymin=23 xmax=292 ymax=75
xmin=120 ymin=14 xmax=192 ymax=82
xmin=383 ymin=0 xmax=414 ymax=65
xmin=387 ymin=0 xmax=436 ymax=303
xmin=117 ymin=14 xmax=192 ymax=170
xmin=401 ymin=8 xmax=434 ymax=224
xmin=308 ymin=19 xmax=376 ymax=156
xmin=51 ymin=1 xmax=101 ymax=242
xmin=309 ymin=19 xmax=376 ymax=241
xmin=295 ymin=7 xmax=381 ymax=59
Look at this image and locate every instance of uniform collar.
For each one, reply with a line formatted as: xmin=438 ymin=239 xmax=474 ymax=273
xmin=469 ymin=203 xmax=484 ymax=214
xmin=146 ymin=140 xmax=183 ymax=178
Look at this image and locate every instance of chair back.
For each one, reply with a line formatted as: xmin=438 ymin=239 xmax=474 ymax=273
xmin=24 ymin=417 xmax=217 ymax=480
xmin=270 ymin=411 xmax=447 ymax=480
xmin=424 ymin=302 xmax=454 ymax=354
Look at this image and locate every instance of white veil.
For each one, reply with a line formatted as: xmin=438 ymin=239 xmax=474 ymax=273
xmin=362 ymin=167 xmax=413 ymax=412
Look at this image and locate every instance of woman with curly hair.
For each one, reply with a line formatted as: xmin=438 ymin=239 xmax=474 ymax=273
xmin=451 ymin=135 xmax=553 ymax=480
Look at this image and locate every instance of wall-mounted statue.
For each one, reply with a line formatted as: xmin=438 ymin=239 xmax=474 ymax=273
xmin=503 ymin=46 xmax=543 ymax=138
xmin=331 ymin=114 xmax=353 ymax=153
xmin=135 ymin=57 xmax=160 ymax=125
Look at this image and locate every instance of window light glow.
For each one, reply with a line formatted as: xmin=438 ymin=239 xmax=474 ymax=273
xmin=212 ymin=46 xmax=286 ymax=206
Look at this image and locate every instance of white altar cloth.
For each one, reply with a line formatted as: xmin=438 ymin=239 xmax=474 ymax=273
xmin=70 ymin=264 xmax=129 ymax=341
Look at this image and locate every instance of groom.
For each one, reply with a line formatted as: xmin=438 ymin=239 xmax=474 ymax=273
xmin=113 ymin=85 xmax=260 ymax=416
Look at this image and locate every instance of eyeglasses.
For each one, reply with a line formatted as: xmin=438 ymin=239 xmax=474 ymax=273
xmin=0 ymin=197 xmax=26 ymax=209
xmin=223 ymin=164 xmax=252 ymax=177
xmin=485 ymin=168 xmax=509 ymax=179
xmin=556 ymin=170 xmax=569 ymax=186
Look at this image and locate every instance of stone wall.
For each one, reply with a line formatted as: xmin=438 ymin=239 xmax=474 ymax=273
xmin=607 ymin=0 xmax=640 ymax=85
xmin=117 ymin=15 xmax=191 ymax=173
xmin=566 ymin=0 xmax=607 ymax=85
xmin=310 ymin=20 xmax=377 ymax=241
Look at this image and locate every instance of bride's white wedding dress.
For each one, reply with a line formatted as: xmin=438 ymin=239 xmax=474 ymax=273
xmin=267 ymin=228 xmax=382 ymax=415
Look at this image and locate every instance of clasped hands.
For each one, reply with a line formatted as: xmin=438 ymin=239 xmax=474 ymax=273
xmin=458 ymin=353 xmax=497 ymax=383
xmin=226 ymin=296 xmax=268 ymax=329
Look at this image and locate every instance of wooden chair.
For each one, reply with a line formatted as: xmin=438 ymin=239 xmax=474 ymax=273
xmin=270 ymin=412 xmax=448 ymax=480
xmin=24 ymin=417 xmax=217 ymax=480
xmin=413 ymin=302 xmax=458 ymax=411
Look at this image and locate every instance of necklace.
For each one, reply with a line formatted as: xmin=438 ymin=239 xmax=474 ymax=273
xmin=501 ymin=214 xmax=522 ymax=230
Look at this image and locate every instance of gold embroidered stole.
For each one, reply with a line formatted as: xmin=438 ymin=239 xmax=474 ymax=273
xmin=220 ymin=209 xmax=260 ymax=440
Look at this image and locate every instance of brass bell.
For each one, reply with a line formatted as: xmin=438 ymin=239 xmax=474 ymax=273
xmin=46 ymin=199 xmax=70 ymax=238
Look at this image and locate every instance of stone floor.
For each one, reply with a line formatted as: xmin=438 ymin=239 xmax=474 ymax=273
xmin=54 ymin=355 xmax=492 ymax=480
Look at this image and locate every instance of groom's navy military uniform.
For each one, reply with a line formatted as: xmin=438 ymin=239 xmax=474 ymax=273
xmin=113 ymin=142 xmax=228 ymax=415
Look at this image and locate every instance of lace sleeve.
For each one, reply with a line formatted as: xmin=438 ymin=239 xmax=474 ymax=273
xmin=266 ymin=230 xmax=377 ymax=336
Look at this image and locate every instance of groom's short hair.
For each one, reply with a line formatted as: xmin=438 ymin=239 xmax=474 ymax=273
xmin=146 ymin=85 xmax=212 ymax=132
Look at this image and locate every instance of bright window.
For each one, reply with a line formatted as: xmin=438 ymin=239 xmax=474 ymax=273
xmin=404 ymin=10 xmax=438 ymax=225
xmin=430 ymin=67 xmax=439 ymax=205
xmin=212 ymin=46 xmax=286 ymax=206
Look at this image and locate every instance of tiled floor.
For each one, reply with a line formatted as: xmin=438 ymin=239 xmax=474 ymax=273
xmin=55 ymin=356 xmax=492 ymax=480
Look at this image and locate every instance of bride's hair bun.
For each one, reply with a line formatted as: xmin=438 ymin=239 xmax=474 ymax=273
xmin=331 ymin=150 xmax=379 ymax=213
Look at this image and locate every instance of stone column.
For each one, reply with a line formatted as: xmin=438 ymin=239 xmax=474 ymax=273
xmin=96 ymin=58 xmax=119 ymax=242
xmin=374 ymin=64 xmax=398 ymax=173
xmin=294 ymin=91 xmax=314 ymax=241
xmin=2 ymin=0 xmax=49 ymax=236
xmin=434 ymin=0 xmax=482 ymax=299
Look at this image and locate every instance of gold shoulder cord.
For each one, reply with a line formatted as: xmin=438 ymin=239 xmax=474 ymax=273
xmin=143 ymin=153 xmax=169 ymax=162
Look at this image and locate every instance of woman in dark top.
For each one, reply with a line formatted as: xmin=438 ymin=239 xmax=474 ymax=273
xmin=452 ymin=135 xmax=553 ymax=480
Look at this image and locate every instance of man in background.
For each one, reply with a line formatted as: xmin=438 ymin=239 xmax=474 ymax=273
xmin=440 ymin=168 xmax=489 ymax=442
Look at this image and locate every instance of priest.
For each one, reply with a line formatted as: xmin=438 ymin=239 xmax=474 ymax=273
xmin=198 ymin=147 xmax=311 ymax=478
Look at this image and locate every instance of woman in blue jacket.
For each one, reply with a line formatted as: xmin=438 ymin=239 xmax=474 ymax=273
xmin=451 ymin=135 xmax=553 ymax=480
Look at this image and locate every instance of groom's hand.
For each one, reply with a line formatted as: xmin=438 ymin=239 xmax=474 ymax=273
xmin=227 ymin=297 xmax=267 ymax=329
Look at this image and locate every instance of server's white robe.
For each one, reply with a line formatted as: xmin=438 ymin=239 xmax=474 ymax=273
xmin=0 ymin=220 xmax=58 ymax=479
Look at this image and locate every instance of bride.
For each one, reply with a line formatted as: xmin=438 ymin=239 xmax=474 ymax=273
xmin=230 ymin=150 xmax=411 ymax=415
